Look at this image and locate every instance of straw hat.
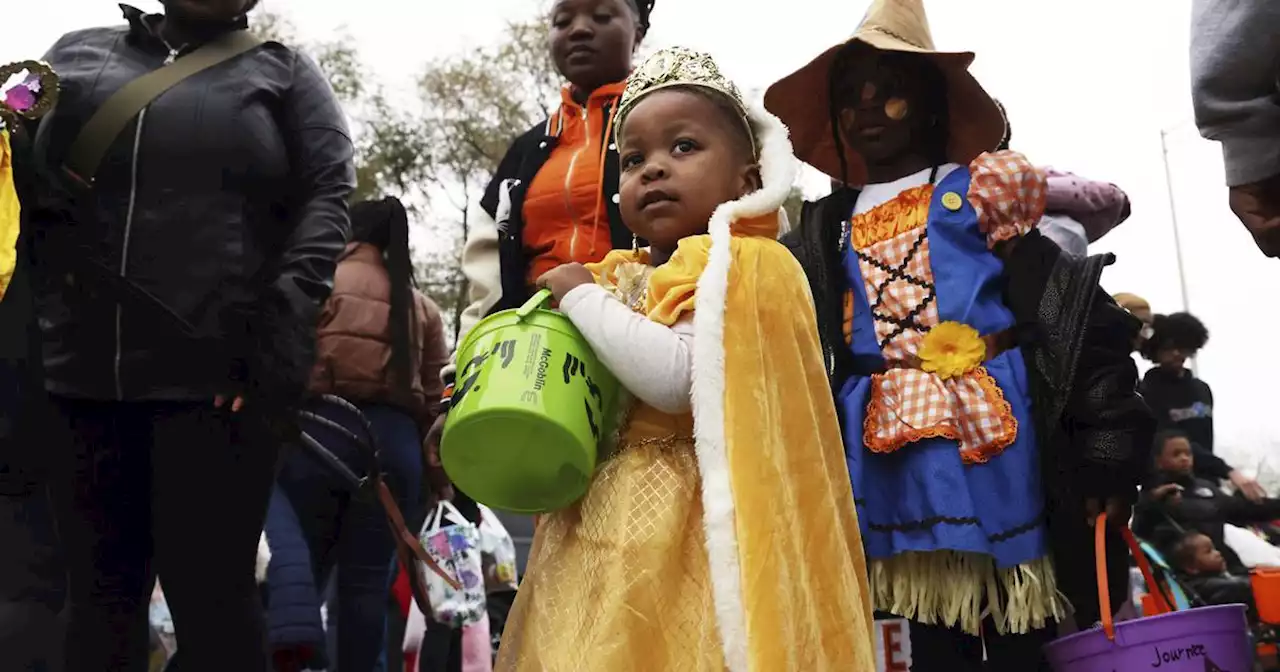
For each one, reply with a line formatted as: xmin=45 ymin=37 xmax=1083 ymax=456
xmin=763 ymin=0 xmax=1004 ymax=185
xmin=1112 ymin=292 xmax=1153 ymax=324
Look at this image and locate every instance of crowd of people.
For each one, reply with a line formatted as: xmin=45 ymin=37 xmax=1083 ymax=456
xmin=0 ymin=0 xmax=1277 ymax=670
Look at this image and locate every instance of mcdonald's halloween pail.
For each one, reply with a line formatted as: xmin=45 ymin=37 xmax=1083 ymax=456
xmin=441 ymin=289 xmax=619 ymax=514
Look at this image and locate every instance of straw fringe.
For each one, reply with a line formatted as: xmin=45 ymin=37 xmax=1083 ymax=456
xmin=870 ymin=551 xmax=1065 ymax=636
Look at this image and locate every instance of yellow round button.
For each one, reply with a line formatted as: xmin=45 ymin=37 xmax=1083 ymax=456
xmin=941 ymin=192 xmax=963 ymax=211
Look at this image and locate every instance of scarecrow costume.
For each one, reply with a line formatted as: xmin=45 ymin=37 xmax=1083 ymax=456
xmin=767 ymin=0 xmax=1153 ymax=662
xmin=496 ymin=47 xmax=875 ymax=672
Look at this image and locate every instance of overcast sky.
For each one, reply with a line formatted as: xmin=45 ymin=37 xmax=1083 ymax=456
xmin=7 ymin=1 xmax=1280 ymax=473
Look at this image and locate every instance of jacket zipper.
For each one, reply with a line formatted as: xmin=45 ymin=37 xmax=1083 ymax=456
xmin=114 ymin=108 xmax=148 ymax=400
xmin=114 ymin=46 xmax=179 ymax=398
xmin=565 ymin=105 xmax=589 ymax=259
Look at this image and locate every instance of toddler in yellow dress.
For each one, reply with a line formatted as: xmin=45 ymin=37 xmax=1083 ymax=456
xmin=495 ymin=46 xmax=875 ymax=672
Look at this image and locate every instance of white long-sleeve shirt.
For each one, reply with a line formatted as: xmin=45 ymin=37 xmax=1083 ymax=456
xmin=559 ymin=283 xmax=694 ymax=414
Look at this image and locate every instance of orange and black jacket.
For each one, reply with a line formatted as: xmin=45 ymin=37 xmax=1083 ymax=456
xmin=443 ymin=85 xmax=641 ymax=387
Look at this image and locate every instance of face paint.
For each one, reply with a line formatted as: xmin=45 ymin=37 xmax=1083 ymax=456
xmin=884 ymin=97 xmax=909 ymax=121
xmin=843 ymin=96 xmax=910 ymax=124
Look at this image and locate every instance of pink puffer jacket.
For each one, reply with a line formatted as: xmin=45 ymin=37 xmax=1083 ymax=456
xmin=1044 ymin=168 xmax=1132 ymax=243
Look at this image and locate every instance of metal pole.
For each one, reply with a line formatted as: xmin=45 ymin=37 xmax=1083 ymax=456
xmin=1160 ymin=128 xmax=1197 ymax=375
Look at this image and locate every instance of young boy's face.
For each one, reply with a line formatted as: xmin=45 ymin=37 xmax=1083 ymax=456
xmin=617 ymin=89 xmax=759 ymax=255
xmin=1156 ymin=436 xmax=1195 ymax=477
xmin=1156 ymin=346 xmax=1194 ymax=372
xmin=1182 ymin=534 xmax=1227 ymax=575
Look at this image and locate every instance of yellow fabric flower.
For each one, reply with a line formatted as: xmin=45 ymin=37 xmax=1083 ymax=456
xmin=919 ymin=322 xmax=986 ymax=380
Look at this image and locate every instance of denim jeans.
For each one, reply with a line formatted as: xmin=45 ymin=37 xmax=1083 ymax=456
xmin=268 ymin=402 xmax=423 ymax=672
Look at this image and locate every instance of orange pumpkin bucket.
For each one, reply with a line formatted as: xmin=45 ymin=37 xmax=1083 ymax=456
xmin=1250 ymin=567 xmax=1280 ymax=625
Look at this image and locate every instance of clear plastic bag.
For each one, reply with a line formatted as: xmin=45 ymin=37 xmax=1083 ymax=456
xmin=478 ymin=505 xmax=518 ymax=594
xmin=420 ymin=500 xmax=487 ymax=627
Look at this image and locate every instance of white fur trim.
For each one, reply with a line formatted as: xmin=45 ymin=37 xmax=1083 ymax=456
xmin=692 ymin=104 xmax=797 ymax=672
xmin=256 ymin=532 xmax=271 ymax=584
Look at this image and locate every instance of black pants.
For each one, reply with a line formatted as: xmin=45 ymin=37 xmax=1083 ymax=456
xmin=884 ymin=614 xmax=1056 ymax=671
xmin=47 ymin=398 xmax=280 ymax=672
xmin=0 ymin=485 xmax=65 ymax=672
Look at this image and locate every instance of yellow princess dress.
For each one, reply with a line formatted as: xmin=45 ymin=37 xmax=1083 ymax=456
xmin=495 ymin=47 xmax=875 ymax=672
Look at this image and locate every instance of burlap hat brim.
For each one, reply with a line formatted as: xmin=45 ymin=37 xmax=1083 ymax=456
xmin=764 ymin=31 xmax=1004 ymax=185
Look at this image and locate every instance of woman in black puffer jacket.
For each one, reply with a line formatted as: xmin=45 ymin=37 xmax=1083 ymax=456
xmin=19 ymin=1 xmax=354 ymax=669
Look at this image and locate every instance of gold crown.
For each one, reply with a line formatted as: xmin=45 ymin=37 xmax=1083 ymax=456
xmin=617 ymin=46 xmax=753 ymax=150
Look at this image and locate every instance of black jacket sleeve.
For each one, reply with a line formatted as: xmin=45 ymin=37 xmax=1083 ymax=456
xmin=1132 ymin=488 xmax=1185 ymax=550
xmin=275 ymin=51 xmax=355 ymax=318
xmin=1187 ymin=574 xmax=1255 ymax=613
xmin=1064 ymin=294 xmax=1157 ymax=501
xmin=239 ymin=50 xmax=354 ymax=412
xmin=1193 ymin=442 xmax=1234 ymax=481
xmin=478 ymin=135 xmax=529 ymax=221
xmin=1219 ymin=494 xmax=1280 ymax=526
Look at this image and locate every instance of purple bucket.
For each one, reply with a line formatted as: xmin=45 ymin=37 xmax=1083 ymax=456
xmin=1044 ymin=604 xmax=1252 ymax=672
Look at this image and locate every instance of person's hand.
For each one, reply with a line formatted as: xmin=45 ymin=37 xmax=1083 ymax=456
xmin=1150 ymin=483 xmax=1184 ymax=505
xmin=214 ymin=394 xmax=245 ymax=412
xmin=423 ymin=414 xmax=453 ymax=503
xmin=1085 ymin=496 xmax=1134 ymax=527
xmin=1229 ymin=469 xmax=1267 ymax=503
xmin=1228 ymin=174 xmax=1280 ymax=257
xmin=536 ymin=263 xmax=594 ymax=301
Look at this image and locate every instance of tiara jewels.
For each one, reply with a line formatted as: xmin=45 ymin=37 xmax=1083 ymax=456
xmin=617 ymin=46 xmax=752 ymax=146
xmin=0 ymin=60 xmax=59 ymax=130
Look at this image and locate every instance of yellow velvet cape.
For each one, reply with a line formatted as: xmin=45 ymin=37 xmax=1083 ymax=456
xmin=1 ymin=131 xmax=20 ymax=301
xmin=623 ymin=106 xmax=875 ymax=671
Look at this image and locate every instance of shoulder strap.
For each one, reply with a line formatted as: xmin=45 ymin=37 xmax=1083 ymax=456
xmin=63 ymin=30 xmax=263 ymax=186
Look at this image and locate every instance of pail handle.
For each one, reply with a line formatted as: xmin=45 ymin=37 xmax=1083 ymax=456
xmin=1095 ymin=512 xmax=1170 ymax=640
xmin=516 ymin=288 xmax=554 ymax=321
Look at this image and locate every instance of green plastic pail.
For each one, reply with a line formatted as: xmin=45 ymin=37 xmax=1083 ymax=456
xmin=441 ymin=289 xmax=619 ymax=514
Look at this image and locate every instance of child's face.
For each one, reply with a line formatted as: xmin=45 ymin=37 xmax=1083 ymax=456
xmin=1184 ymin=534 xmax=1227 ymax=575
xmin=1156 ymin=437 xmax=1194 ymax=477
xmin=617 ymin=89 xmax=760 ymax=256
xmin=1156 ymin=346 xmax=1193 ymax=371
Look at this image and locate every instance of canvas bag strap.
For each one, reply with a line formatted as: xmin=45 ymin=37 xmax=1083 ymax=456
xmin=62 ymin=29 xmax=263 ymax=186
xmin=379 ymin=482 xmax=462 ymax=592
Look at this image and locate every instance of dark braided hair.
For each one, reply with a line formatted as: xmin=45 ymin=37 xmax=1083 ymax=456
xmin=350 ymin=197 xmax=419 ymax=396
xmin=622 ymin=0 xmax=655 ymax=31
xmin=826 ymin=42 xmax=950 ymax=186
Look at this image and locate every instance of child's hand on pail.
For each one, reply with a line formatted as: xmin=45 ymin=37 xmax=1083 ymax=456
xmin=537 ymin=263 xmax=594 ymax=301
